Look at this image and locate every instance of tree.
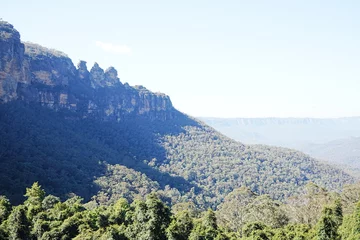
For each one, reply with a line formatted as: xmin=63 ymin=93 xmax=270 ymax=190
xmin=242 ymin=222 xmax=272 ymax=240
xmin=316 ymin=206 xmax=339 ymax=240
xmin=127 ymin=193 xmax=171 ymax=240
xmin=189 ymin=209 xmax=228 ymax=240
xmin=245 ymin=195 xmax=288 ymax=228
xmin=216 ymin=187 xmax=256 ymax=233
xmin=332 ymin=199 xmax=343 ymax=228
xmin=24 ymin=182 xmax=45 ymax=220
xmin=341 ymin=183 xmax=360 ymax=214
xmin=31 ymin=212 xmax=50 ymax=239
xmin=7 ymin=205 xmax=30 ymax=240
xmin=109 ymin=198 xmax=130 ymax=225
xmin=171 ymin=201 xmax=198 ymax=217
xmin=57 ymin=213 xmax=84 ymax=239
xmin=42 ymin=195 xmax=60 ymax=210
xmin=167 ymin=211 xmax=193 ymax=240
xmin=339 ymin=201 xmax=360 ymax=239
xmin=24 ymin=182 xmax=45 ymax=207
xmin=203 ymin=209 xmax=217 ymax=230
xmin=286 ymin=183 xmax=336 ymax=226
xmin=0 ymin=196 xmax=11 ymax=224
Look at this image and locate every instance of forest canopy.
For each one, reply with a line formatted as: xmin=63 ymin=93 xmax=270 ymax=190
xmin=1 ymin=182 xmax=360 ymax=239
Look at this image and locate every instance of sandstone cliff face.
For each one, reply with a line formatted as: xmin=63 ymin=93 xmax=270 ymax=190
xmin=0 ymin=21 xmax=30 ymax=103
xmin=25 ymin=42 xmax=76 ymax=87
xmin=0 ymin=21 xmax=175 ymax=121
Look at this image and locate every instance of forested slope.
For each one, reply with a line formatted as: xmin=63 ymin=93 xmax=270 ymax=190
xmin=0 ymin=101 xmax=354 ymax=208
xmin=0 ymin=20 xmax=355 ymax=210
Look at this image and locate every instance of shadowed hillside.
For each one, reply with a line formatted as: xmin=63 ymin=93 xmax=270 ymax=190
xmin=0 ymin=21 xmax=355 ymax=208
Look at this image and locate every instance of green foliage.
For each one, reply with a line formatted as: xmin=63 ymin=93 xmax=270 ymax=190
xmin=283 ymin=224 xmax=313 ymax=239
xmin=0 ymin=101 xmax=354 ymax=211
xmin=217 ymin=188 xmax=287 ymax=233
xmin=108 ymin=198 xmax=130 ymax=225
xmin=0 ymin=196 xmax=11 ymax=224
xmin=7 ymin=205 xmax=30 ymax=240
xmin=0 ymin=102 xmax=358 ymax=240
xmin=340 ymin=183 xmax=360 ymax=214
xmin=245 ymin=195 xmax=288 ymax=228
xmin=242 ymin=222 xmax=273 ymax=240
xmin=171 ymin=201 xmax=199 ymax=218
xmin=42 ymin=195 xmax=60 ymax=210
xmin=332 ymin=199 xmax=343 ymax=227
xmin=24 ymin=182 xmax=46 ymax=220
xmin=339 ymin=201 xmax=360 ymax=239
xmin=188 ymin=209 xmax=228 ymax=240
xmin=285 ymin=183 xmax=337 ymax=226
xmin=316 ymin=207 xmax=339 ymax=240
xmin=217 ymin=187 xmax=256 ymax=232
xmin=0 ymin=183 xmax=360 ymax=239
xmin=160 ymin=125 xmax=353 ymax=208
xmin=126 ymin=193 xmax=171 ymax=240
xmin=167 ymin=210 xmax=194 ymax=240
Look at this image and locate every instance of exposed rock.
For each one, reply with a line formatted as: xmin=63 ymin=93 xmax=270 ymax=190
xmin=24 ymin=42 xmax=76 ymax=86
xmin=77 ymin=60 xmax=90 ymax=85
xmin=89 ymin=62 xmax=105 ymax=88
xmin=0 ymin=21 xmax=30 ymax=102
xmin=104 ymin=66 xmax=122 ymax=87
xmin=0 ymin=21 xmax=175 ymax=121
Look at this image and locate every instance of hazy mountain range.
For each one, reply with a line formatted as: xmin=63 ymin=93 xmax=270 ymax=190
xmin=201 ymin=117 xmax=360 ymax=169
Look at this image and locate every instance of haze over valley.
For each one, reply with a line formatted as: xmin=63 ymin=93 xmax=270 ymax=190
xmin=1 ymin=1 xmax=360 ymax=239
xmin=201 ymin=117 xmax=360 ymax=171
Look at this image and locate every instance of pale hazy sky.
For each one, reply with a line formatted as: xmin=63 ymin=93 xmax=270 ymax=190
xmin=2 ymin=1 xmax=360 ymax=118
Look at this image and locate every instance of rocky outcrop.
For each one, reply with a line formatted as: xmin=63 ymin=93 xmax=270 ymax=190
xmin=0 ymin=21 xmax=175 ymax=121
xmin=77 ymin=60 xmax=90 ymax=85
xmin=89 ymin=62 xmax=105 ymax=88
xmin=90 ymin=63 xmax=122 ymax=88
xmin=104 ymin=67 xmax=121 ymax=87
xmin=25 ymin=42 xmax=76 ymax=86
xmin=0 ymin=21 xmax=30 ymax=103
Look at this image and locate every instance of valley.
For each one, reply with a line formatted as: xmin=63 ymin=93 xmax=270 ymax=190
xmin=0 ymin=19 xmax=359 ymax=239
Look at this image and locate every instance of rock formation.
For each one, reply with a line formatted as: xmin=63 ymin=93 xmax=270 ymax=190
xmin=0 ymin=21 xmax=30 ymax=102
xmin=0 ymin=20 xmax=175 ymax=121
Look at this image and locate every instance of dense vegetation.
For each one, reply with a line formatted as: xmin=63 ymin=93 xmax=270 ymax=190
xmin=201 ymin=117 xmax=360 ymax=176
xmin=0 ymin=101 xmax=196 ymax=205
xmin=302 ymin=137 xmax=360 ymax=170
xmin=0 ymin=101 xmax=354 ymax=209
xmin=159 ymin=127 xmax=352 ymax=206
xmin=1 ymin=182 xmax=360 ymax=239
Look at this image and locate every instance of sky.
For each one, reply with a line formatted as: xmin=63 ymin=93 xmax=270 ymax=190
xmin=2 ymin=1 xmax=360 ymax=118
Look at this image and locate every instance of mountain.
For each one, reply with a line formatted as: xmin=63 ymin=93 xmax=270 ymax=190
xmin=0 ymin=20 xmax=355 ymax=208
xmin=304 ymin=137 xmax=360 ymax=165
xmin=201 ymin=117 xmax=360 ymax=168
xmin=300 ymin=137 xmax=360 ymax=170
xmin=0 ymin=22 xmax=174 ymax=121
xmin=200 ymin=117 xmax=360 ymax=147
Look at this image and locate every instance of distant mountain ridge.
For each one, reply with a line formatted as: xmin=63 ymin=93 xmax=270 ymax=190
xmin=0 ymin=20 xmax=355 ymax=208
xmin=204 ymin=117 xmax=360 ymax=125
xmin=302 ymin=137 xmax=360 ymax=169
xmin=201 ymin=117 xmax=360 ymax=171
xmin=201 ymin=117 xmax=360 ymax=146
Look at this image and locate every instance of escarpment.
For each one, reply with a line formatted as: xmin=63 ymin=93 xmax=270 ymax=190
xmin=0 ymin=20 xmax=175 ymax=121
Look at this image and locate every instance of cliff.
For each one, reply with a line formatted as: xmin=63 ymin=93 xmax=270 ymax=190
xmin=0 ymin=21 xmax=30 ymax=102
xmin=0 ymin=21 xmax=175 ymax=121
